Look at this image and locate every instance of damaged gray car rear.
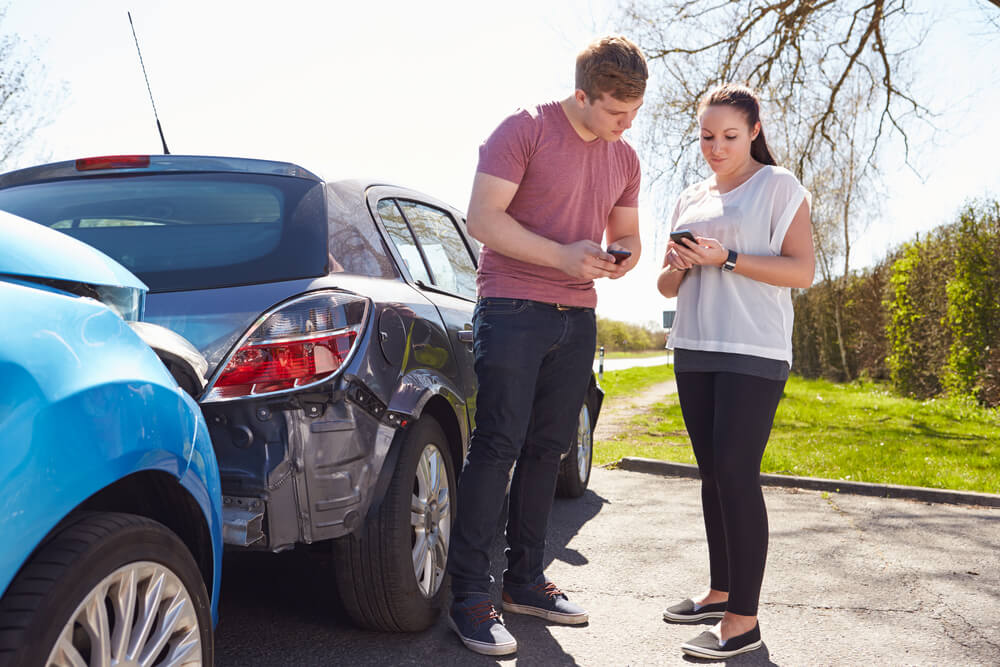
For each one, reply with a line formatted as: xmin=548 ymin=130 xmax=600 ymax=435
xmin=0 ymin=155 xmax=603 ymax=632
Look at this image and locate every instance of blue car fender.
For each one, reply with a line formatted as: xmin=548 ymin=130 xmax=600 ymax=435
xmin=0 ymin=283 xmax=222 ymax=616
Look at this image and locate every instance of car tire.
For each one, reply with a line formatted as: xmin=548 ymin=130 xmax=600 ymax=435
xmin=556 ymin=395 xmax=596 ymax=498
xmin=0 ymin=511 xmax=213 ymax=667
xmin=333 ymin=416 xmax=455 ymax=632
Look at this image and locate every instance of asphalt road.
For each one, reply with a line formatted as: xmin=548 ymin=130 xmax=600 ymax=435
xmin=214 ymin=467 xmax=999 ymax=666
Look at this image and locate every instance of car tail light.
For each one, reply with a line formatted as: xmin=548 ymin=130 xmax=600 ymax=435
xmin=75 ymin=155 xmax=151 ymax=171
xmin=203 ymin=291 xmax=370 ymax=402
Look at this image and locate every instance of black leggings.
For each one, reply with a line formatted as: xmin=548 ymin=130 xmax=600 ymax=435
xmin=675 ymin=371 xmax=786 ymax=616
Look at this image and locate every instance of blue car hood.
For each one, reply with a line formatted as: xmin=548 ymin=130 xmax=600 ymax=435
xmin=0 ymin=210 xmax=146 ymax=291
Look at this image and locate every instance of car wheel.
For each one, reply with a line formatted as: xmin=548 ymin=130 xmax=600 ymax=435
xmin=0 ymin=512 xmax=212 ymax=667
xmin=556 ymin=396 xmax=595 ymax=498
xmin=333 ymin=416 xmax=455 ymax=632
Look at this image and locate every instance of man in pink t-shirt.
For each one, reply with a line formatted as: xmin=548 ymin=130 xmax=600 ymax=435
xmin=446 ymin=36 xmax=646 ymax=656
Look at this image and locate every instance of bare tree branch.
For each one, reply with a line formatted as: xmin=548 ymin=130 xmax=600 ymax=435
xmin=0 ymin=4 xmax=62 ymax=168
xmin=617 ymin=0 xmax=973 ymax=260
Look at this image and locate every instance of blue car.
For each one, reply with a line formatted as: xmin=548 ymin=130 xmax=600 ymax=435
xmin=0 ymin=211 xmax=222 ymax=665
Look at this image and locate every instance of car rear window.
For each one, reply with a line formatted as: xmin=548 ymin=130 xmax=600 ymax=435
xmin=0 ymin=173 xmax=329 ymax=292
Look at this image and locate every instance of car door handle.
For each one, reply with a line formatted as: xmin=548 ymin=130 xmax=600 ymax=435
xmin=457 ymin=329 xmax=473 ymax=344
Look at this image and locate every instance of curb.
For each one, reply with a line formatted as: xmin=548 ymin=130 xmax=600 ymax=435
xmin=616 ymin=457 xmax=1000 ymax=509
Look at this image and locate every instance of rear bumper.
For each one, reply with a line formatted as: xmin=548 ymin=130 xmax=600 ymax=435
xmin=207 ymin=378 xmax=400 ymax=551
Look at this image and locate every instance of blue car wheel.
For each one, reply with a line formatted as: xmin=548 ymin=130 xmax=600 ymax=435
xmin=0 ymin=512 xmax=212 ymax=667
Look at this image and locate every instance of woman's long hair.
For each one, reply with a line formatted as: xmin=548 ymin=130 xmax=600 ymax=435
xmin=698 ymin=84 xmax=777 ymax=166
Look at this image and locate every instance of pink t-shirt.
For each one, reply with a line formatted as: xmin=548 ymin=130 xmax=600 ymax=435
xmin=476 ymin=101 xmax=641 ymax=308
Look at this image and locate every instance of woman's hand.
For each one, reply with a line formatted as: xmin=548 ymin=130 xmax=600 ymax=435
xmin=673 ymin=236 xmax=727 ymax=267
xmin=663 ymin=246 xmax=692 ymax=273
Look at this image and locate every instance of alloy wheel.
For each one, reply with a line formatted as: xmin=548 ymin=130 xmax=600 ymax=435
xmin=410 ymin=443 xmax=451 ymax=598
xmin=46 ymin=561 xmax=202 ymax=667
xmin=577 ymin=404 xmax=592 ymax=483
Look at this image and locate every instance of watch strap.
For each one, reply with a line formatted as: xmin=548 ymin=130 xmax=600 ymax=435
xmin=722 ymin=249 xmax=738 ymax=272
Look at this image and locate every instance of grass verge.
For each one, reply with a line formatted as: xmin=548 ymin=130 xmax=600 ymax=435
xmin=595 ymin=372 xmax=1000 ymax=494
xmin=596 ymin=364 xmax=674 ymax=398
xmin=596 ymin=349 xmax=670 ymax=360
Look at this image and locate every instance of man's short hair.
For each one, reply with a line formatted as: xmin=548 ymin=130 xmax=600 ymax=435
xmin=575 ymin=36 xmax=648 ymax=102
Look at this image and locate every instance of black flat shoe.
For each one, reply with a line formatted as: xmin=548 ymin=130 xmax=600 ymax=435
xmin=662 ymin=598 xmax=727 ymax=623
xmin=681 ymin=623 xmax=762 ymax=659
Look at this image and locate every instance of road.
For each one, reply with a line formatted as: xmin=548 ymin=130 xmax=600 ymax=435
xmin=214 ymin=467 xmax=1000 ymax=666
xmin=593 ymin=353 xmax=672 ymax=373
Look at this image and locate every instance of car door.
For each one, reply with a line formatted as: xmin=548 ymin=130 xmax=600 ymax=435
xmin=368 ymin=191 xmax=479 ymax=429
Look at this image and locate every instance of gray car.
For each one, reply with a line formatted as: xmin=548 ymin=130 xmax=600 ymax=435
xmin=0 ymin=154 xmax=602 ymax=632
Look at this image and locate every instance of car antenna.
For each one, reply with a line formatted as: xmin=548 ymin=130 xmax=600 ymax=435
xmin=127 ymin=11 xmax=170 ymax=155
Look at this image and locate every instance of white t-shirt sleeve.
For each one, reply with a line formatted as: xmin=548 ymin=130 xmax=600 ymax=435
xmin=768 ymin=170 xmax=811 ymax=255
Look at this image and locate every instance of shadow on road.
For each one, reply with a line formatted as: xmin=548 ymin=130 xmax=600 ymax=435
xmin=215 ymin=487 xmax=610 ymax=666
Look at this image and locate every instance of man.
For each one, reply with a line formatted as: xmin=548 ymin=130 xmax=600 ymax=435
xmin=445 ymin=36 xmax=647 ymax=656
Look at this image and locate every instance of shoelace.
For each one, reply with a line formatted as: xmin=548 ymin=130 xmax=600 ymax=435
xmin=532 ymin=581 xmax=565 ymax=600
xmin=463 ymin=599 xmax=501 ymax=627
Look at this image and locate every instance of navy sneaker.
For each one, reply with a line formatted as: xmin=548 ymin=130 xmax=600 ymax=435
xmin=662 ymin=598 xmax=727 ymax=623
xmin=447 ymin=596 xmax=517 ymax=656
xmin=501 ymin=577 xmax=588 ymax=624
xmin=681 ymin=623 xmax=763 ymax=659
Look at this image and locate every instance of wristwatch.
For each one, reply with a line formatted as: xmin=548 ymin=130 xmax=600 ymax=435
xmin=722 ymin=249 xmax=738 ymax=272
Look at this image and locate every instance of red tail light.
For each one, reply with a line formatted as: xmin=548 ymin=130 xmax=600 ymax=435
xmin=204 ymin=291 xmax=369 ymax=401
xmin=75 ymin=155 xmax=151 ymax=171
xmin=214 ymin=331 xmax=357 ymax=395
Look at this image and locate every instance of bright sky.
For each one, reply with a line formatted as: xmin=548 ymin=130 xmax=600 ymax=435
xmin=6 ymin=0 xmax=999 ymax=327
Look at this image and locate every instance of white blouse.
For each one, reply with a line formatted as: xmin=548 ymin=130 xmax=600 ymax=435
xmin=666 ymin=165 xmax=811 ymax=364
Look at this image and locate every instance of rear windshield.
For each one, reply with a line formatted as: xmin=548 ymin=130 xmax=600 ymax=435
xmin=0 ymin=173 xmax=329 ymax=292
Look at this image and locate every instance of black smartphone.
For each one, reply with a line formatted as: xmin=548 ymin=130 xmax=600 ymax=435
xmin=670 ymin=230 xmax=697 ymax=246
xmin=607 ymin=248 xmax=632 ymax=264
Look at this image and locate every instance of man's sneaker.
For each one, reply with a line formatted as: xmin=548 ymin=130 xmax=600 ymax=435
xmin=662 ymin=598 xmax=727 ymax=623
xmin=681 ymin=623 xmax=763 ymax=659
xmin=447 ymin=596 xmax=518 ymax=656
xmin=501 ymin=577 xmax=588 ymax=624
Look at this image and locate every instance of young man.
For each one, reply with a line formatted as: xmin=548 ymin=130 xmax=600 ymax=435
xmin=446 ymin=36 xmax=647 ymax=656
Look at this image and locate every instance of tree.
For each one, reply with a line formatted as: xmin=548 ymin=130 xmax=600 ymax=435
xmin=619 ymin=0 xmax=998 ymax=246
xmin=801 ymin=80 xmax=880 ymax=380
xmin=619 ymin=0 xmax=998 ymax=378
xmin=0 ymin=5 xmax=60 ymax=168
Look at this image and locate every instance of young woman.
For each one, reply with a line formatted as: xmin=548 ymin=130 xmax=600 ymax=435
xmin=657 ymin=83 xmax=815 ymax=659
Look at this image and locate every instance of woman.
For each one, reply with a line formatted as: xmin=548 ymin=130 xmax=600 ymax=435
xmin=657 ymin=83 xmax=815 ymax=659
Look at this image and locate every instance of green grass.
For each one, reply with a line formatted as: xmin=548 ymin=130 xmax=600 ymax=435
xmin=595 ymin=373 xmax=1000 ymax=494
xmin=596 ymin=349 xmax=669 ymax=360
xmin=597 ymin=364 xmax=674 ymax=398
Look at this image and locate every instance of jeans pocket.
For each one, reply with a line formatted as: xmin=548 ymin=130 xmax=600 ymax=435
xmin=475 ymin=298 xmax=528 ymax=316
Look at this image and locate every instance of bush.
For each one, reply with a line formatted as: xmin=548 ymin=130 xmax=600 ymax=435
xmin=885 ymin=236 xmax=953 ymax=398
xmin=792 ymin=260 xmax=893 ymax=382
xmin=596 ymin=316 xmax=665 ymax=352
xmin=943 ymin=201 xmax=1000 ymax=402
xmin=793 ymin=197 xmax=1000 ymax=406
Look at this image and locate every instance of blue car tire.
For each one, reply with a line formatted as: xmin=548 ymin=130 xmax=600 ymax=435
xmin=0 ymin=512 xmax=213 ymax=667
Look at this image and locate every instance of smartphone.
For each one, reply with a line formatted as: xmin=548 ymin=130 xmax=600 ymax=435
xmin=607 ymin=248 xmax=632 ymax=264
xmin=670 ymin=230 xmax=697 ymax=246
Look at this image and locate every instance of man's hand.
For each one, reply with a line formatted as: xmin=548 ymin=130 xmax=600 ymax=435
xmin=605 ymin=242 xmax=635 ymax=279
xmin=557 ymin=240 xmax=618 ymax=280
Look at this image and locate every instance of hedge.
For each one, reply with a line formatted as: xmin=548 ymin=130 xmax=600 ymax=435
xmin=793 ymin=199 xmax=1000 ymax=406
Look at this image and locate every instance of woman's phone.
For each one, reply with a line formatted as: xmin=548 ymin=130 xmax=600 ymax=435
xmin=607 ymin=248 xmax=632 ymax=264
xmin=670 ymin=230 xmax=697 ymax=246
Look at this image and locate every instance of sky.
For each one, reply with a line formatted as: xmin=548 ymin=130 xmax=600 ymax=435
xmin=5 ymin=0 xmax=999 ymax=328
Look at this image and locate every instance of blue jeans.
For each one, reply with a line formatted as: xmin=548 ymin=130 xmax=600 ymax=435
xmin=447 ymin=297 xmax=597 ymax=596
